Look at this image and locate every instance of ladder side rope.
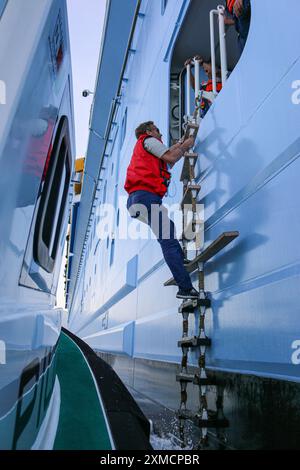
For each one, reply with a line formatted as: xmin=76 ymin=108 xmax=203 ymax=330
xmin=175 ymin=75 xmax=237 ymax=447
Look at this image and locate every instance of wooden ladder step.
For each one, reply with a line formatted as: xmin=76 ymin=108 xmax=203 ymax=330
xmin=176 ymin=372 xmax=195 ymax=383
xmin=176 ymin=410 xmax=229 ymax=427
xmin=178 ymin=298 xmax=211 ymax=312
xmin=178 ymin=336 xmax=211 ymax=348
xmin=176 ymin=374 xmax=215 ymax=386
xmin=183 ymin=122 xmax=199 ymax=140
xmin=184 ymin=151 xmax=198 ymax=158
xmin=164 ymin=232 xmax=239 ymax=286
xmin=180 ymin=152 xmax=198 ymax=182
xmin=180 ymin=184 xmax=201 ymax=208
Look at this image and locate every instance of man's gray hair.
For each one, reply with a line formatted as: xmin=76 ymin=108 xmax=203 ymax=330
xmin=135 ymin=121 xmax=154 ymax=139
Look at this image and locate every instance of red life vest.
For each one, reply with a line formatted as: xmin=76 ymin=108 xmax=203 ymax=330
xmin=227 ymin=0 xmax=235 ymax=14
xmin=124 ymin=134 xmax=171 ymax=197
xmin=202 ymin=79 xmax=222 ymax=94
xmin=200 ymin=79 xmax=222 ymax=111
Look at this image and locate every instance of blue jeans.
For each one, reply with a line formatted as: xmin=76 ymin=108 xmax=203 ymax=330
xmin=127 ymin=190 xmax=193 ymax=291
xmin=235 ymin=0 xmax=251 ymax=53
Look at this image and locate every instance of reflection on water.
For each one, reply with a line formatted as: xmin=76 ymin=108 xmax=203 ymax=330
xmin=127 ymin=384 xmax=216 ymax=450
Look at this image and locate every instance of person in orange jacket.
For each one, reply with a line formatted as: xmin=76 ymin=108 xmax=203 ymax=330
xmin=224 ymin=0 xmax=251 ymax=53
xmin=184 ymin=56 xmax=222 ymax=118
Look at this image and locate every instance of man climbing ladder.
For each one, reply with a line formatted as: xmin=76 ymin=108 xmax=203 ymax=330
xmin=124 ymin=121 xmax=199 ymax=300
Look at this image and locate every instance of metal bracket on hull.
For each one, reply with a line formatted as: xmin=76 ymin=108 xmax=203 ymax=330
xmin=164 ymin=232 xmax=239 ymax=286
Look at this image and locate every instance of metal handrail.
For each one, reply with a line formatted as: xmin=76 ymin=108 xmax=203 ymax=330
xmin=184 ymin=58 xmax=201 ymax=120
xmin=186 ymin=63 xmax=191 ymax=116
xmin=217 ymin=5 xmax=228 ymax=85
xmin=183 ymin=4 xmax=228 ymax=118
xmin=210 ymin=5 xmax=228 ymax=94
xmin=194 ymin=58 xmax=200 ymax=98
xmin=210 ymin=9 xmax=218 ymax=95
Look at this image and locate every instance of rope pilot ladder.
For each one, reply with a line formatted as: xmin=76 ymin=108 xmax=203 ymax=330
xmin=164 ymin=117 xmax=238 ymax=447
xmin=164 ymin=8 xmax=239 ymax=446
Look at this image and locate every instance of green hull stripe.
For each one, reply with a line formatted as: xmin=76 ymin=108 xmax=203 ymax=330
xmin=53 ymin=332 xmax=112 ymax=450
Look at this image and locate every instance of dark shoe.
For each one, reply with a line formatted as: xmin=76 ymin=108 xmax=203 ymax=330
xmin=176 ymin=287 xmax=199 ymax=299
